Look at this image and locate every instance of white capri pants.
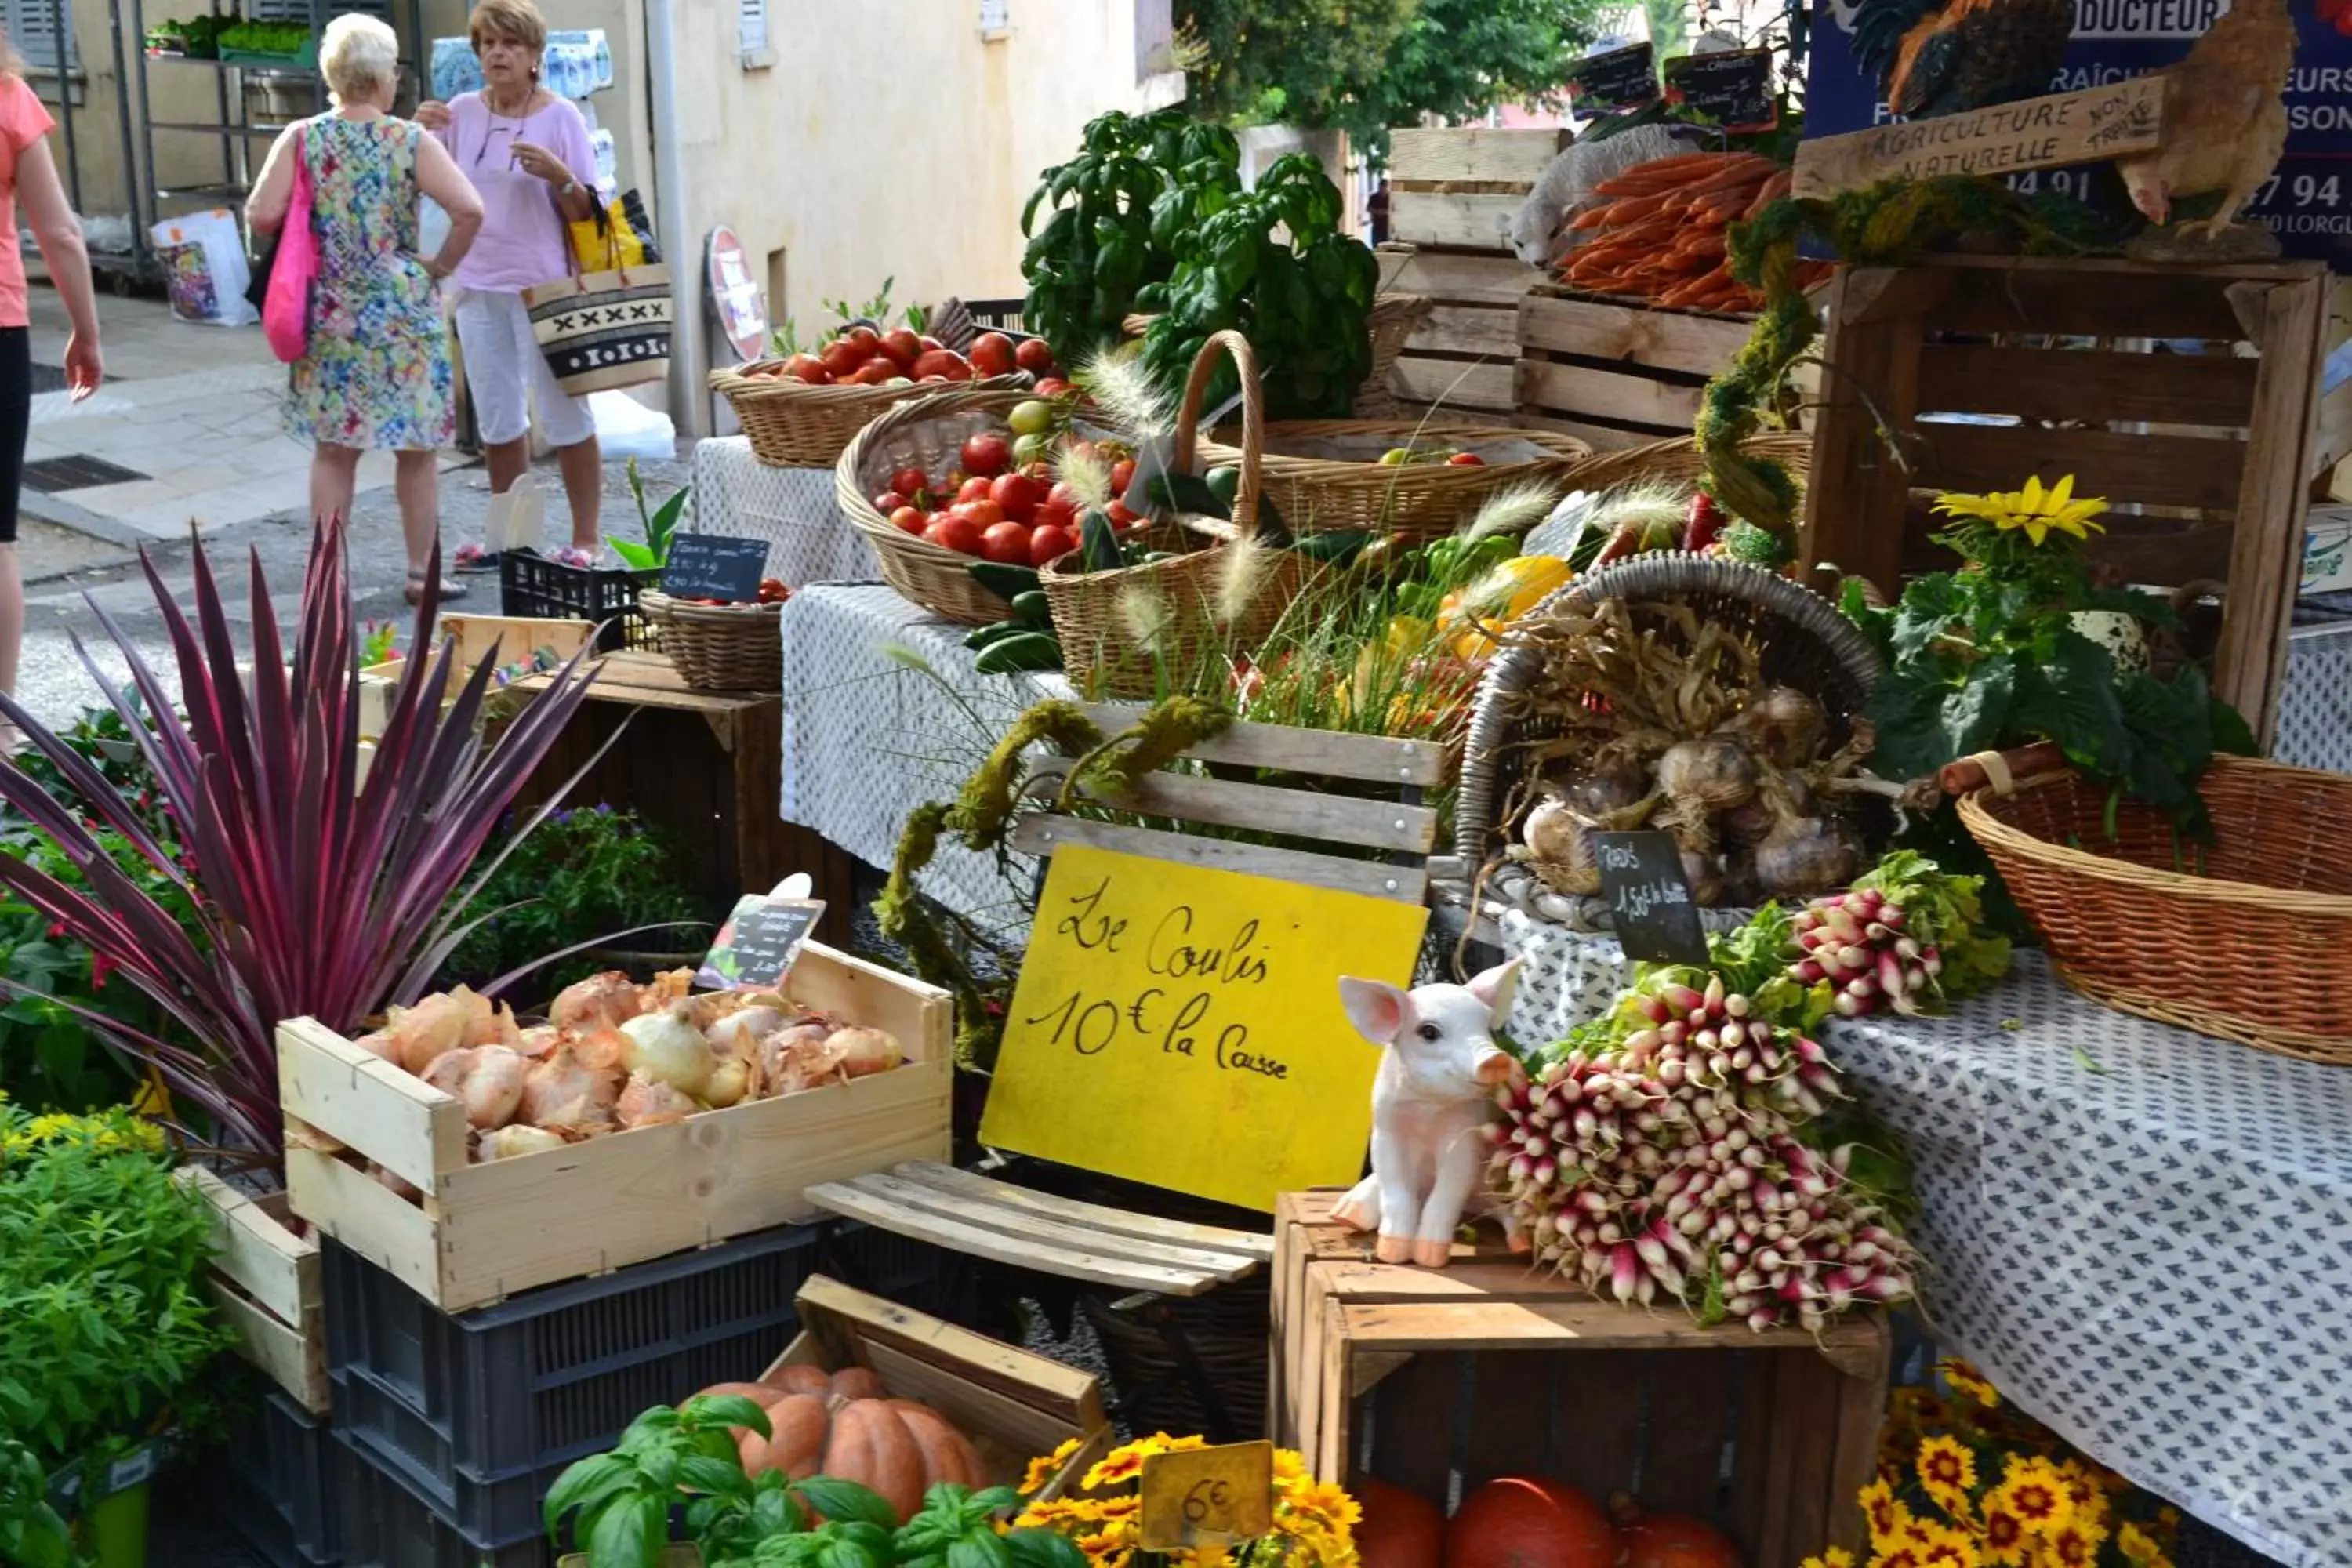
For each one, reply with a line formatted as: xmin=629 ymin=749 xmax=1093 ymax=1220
xmin=452 ymin=288 xmax=597 ymax=449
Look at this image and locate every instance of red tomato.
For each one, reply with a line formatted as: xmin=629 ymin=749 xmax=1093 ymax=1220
xmin=1046 ymin=481 xmax=1082 ymax=514
xmin=925 ymin=516 xmax=983 ymax=554
xmin=782 ymin=353 xmax=827 ymax=385
xmin=1028 ymin=524 xmax=1076 ymax=567
xmin=1022 ymin=459 xmax=1053 ymax=484
xmin=818 ymin=340 xmax=864 ymax=379
xmin=1447 ymin=451 xmax=1486 ymax=466
xmin=890 ymin=466 xmax=928 ymax=499
xmin=873 ymin=491 xmax=908 ymax=515
xmin=1033 ymin=498 xmax=1078 ymax=534
xmin=919 ymin=334 xmax=944 ymax=351
xmin=888 ymin=506 xmax=927 ymax=536
xmin=1105 ymin=499 xmax=1141 ymax=528
xmin=956 ymin=476 xmax=995 ymax=506
xmin=880 ymin=328 xmax=922 ymax=370
xmin=991 ymin=472 xmax=1045 ymax=523
xmin=980 ymin=521 xmax=1033 ymax=564
xmin=913 ymin=349 xmax=971 ymax=383
xmin=952 ymin=498 xmax=1004 ymax=529
xmin=1109 ymin=458 xmax=1136 ymax=495
xmin=844 ymin=325 xmax=880 ymax=354
xmin=1034 ymin=377 xmax=1074 ymax=397
xmin=969 ymin=332 xmax=1017 ymax=378
xmin=848 ymin=361 xmax=894 ymax=386
xmin=960 ymin=434 xmax=1012 ymax=478
xmin=1066 ymin=439 xmax=1101 ymax=470
xmin=1015 ymin=338 xmax=1056 ymax=376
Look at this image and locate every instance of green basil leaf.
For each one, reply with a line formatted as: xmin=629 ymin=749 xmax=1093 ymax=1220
xmin=794 ymin=1476 xmax=899 ymax=1531
xmin=1004 ymin=1529 xmax=1091 ymax=1568
xmin=948 ymin=1534 xmax=1014 ymax=1568
xmin=543 ymin=1454 xmax=632 ymax=1542
xmin=586 ymin=1489 xmax=664 ymax=1568
xmin=680 ymin=1453 xmax=753 ymax=1499
xmin=685 ymin=1394 xmax=773 ymax=1439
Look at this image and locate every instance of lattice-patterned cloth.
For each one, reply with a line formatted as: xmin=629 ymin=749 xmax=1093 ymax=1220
xmin=776 ymin=584 xmax=1064 ymax=935
xmin=1824 ymin=956 xmax=2352 ymax=1568
xmin=2274 ymin=619 xmax=2352 ymax=775
xmin=691 ymin=437 xmax=879 ymax=589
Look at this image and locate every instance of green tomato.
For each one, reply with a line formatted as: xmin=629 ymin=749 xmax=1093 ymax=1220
xmin=1008 ymin=399 xmax=1056 ymax=437
xmin=1012 ymin=432 xmax=1054 ymax=466
xmin=1378 ymin=448 xmax=1411 ymax=466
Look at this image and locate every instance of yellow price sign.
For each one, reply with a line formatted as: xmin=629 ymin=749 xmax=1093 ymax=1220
xmin=978 ymin=845 xmax=1428 ymax=1212
xmin=1139 ymin=1440 xmax=1275 ymax=1556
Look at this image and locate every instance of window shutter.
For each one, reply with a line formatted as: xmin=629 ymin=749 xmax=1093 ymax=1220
xmin=10 ymin=0 xmax=78 ymax=72
xmin=738 ymin=0 xmax=768 ymax=56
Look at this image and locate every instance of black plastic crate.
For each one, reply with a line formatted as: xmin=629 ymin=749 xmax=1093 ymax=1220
xmin=331 ymin=1432 xmax=544 ymax=1568
xmin=212 ymin=1388 xmax=340 ymax=1567
xmin=332 ymin=1390 xmax=566 ymax=1545
xmin=962 ymin=298 xmax=1033 ymax=335
xmin=497 ymin=549 xmax=659 ymax=652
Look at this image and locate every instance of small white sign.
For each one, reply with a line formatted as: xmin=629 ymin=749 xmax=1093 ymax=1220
xmin=980 ymin=0 xmax=1009 ymax=31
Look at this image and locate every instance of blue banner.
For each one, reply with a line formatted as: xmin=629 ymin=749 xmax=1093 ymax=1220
xmin=1803 ymin=0 xmax=2352 ymax=268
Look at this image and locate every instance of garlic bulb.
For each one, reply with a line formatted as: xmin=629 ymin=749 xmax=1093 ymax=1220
xmin=616 ymin=1070 xmax=696 ymax=1128
xmin=1522 ymin=797 xmax=1600 ymax=895
xmin=551 ymin=971 xmax=644 ymax=1031
xmin=1680 ymin=848 xmax=1729 ymax=909
xmin=1715 ymin=686 xmax=1828 ymax=769
xmin=477 ymin=1125 xmax=567 ymax=1162
xmin=1654 ymin=739 xmax=1759 ymax=815
xmin=520 ymin=1044 xmax=619 ymax=1127
xmin=619 ymin=1003 xmax=714 ymax=1096
xmin=1753 ymin=815 xmax=1863 ymax=899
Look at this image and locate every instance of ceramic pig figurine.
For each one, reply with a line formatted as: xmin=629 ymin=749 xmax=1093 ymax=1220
xmin=1330 ymin=961 xmax=1524 ymax=1267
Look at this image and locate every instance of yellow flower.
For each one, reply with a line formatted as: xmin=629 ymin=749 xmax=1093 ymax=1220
xmin=1901 ymin=1515 xmax=1982 ymax=1568
xmin=2115 ymin=1523 xmax=2168 ymax=1563
xmin=1916 ymin=1435 xmax=1979 ymax=1513
xmin=1022 ymin=1438 xmax=1083 ymax=1495
xmin=1083 ymin=1432 xmax=1205 ymax=1490
xmin=2042 ymin=1517 xmax=2106 ymax=1567
xmin=1870 ymin=1545 xmax=1929 ymax=1568
xmin=1938 ymin=1359 xmax=2002 ymax=1410
xmin=1014 ymin=1497 xmax=1110 ymax=1530
xmin=1980 ymin=1501 xmax=2031 ymax=1567
xmin=1931 ymin=474 xmax=2107 ymax=547
xmin=1862 ymin=1479 xmax=1915 ymax=1549
xmin=2052 ymin=1461 xmax=2107 ymax=1523
xmin=25 ymin=1113 xmax=71 ymax=1142
xmin=1802 ymin=1552 xmax=1858 ymax=1568
xmin=1988 ymin=1457 xmax=2074 ymax=1536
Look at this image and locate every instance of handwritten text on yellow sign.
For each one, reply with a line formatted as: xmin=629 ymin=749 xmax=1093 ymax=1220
xmin=979 ymin=845 xmax=1427 ymax=1211
xmin=1139 ymin=1441 xmax=1276 ymax=1552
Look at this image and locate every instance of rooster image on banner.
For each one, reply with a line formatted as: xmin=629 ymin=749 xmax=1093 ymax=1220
xmin=1839 ymin=0 xmax=2075 ymax=117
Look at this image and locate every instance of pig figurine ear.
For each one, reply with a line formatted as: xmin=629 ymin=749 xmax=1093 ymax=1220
xmin=1338 ymin=977 xmax=1413 ymax=1046
xmin=1464 ymin=960 xmax=1523 ymax=1026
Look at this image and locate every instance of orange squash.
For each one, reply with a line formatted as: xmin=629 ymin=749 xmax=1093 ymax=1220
xmin=1357 ymin=1478 xmax=1445 ymax=1568
xmin=1609 ymin=1495 xmax=1741 ymax=1568
xmin=1445 ymin=1478 xmax=1617 ymax=1568
xmin=731 ymin=1367 xmax=984 ymax=1525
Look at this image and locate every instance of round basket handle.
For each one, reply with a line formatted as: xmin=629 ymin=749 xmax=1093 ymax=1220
xmin=1939 ymin=742 xmax=2065 ymax=797
xmin=1171 ymin=329 xmax=1265 ymax=539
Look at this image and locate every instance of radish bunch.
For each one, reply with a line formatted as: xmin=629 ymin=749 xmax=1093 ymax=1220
xmin=1494 ymin=974 xmax=1916 ymax=1332
xmin=1787 ymin=887 xmax=1941 ymax=1018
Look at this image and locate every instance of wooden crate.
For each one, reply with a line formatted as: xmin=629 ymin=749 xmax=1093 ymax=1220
xmin=762 ymin=1272 xmax=1112 ymax=1495
xmin=1271 ymin=1192 xmax=1889 ymax=1566
xmin=279 ymin=941 xmax=953 ymax=1312
xmin=186 ymin=1167 xmax=328 ymax=1414
xmin=1379 ymin=243 xmax=1546 ymax=419
xmin=1802 ymin=256 xmax=2330 ymax=746
xmin=1518 ymin=284 xmax=1755 ymax=452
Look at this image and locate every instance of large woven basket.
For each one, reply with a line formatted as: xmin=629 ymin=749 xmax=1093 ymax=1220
xmin=1122 ymin=295 xmax=1432 ymax=419
xmin=836 ymin=386 xmax=1038 ymax=626
xmin=1455 ymin=554 xmax=1886 ymax=928
xmin=1958 ymin=753 xmax=2352 ymax=1064
xmin=1192 ymin=419 xmax=1589 ymax=541
xmin=1554 ymin=430 xmax=1815 ymax=495
xmin=1041 ymin=331 xmax=1305 ymax=700
xmin=638 ymin=593 xmax=782 ymax=693
xmin=713 ymin=364 xmax=1029 ymax=469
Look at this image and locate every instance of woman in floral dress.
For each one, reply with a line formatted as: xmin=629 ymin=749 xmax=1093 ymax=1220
xmin=249 ymin=13 xmax=483 ymax=603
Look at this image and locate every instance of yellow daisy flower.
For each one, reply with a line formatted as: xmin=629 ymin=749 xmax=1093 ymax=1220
xmin=1802 ymin=1551 xmax=1859 ymax=1568
xmin=1937 ymin=1359 xmax=2002 ymax=1410
xmin=1862 ymin=1479 xmax=1913 ymax=1548
xmin=1917 ymin=1435 xmax=1980 ymax=1512
xmin=2052 ymin=1461 xmax=2107 ymax=1523
xmin=1990 ymin=1457 xmax=2074 ymax=1536
xmin=1022 ymin=1437 xmax=1083 ymax=1495
xmin=2115 ymin=1522 xmax=2167 ymax=1563
xmin=1870 ymin=1545 xmax=1928 ymax=1568
xmin=1901 ymin=1514 xmax=1982 ymax=1568
xmin=2044 ymin=1518 xmax=2106 ymax=1567
xmin=1931 ymin=474 xmax=2108 ymax=547
xmin=1979 ymin=1501 xmax=2031 ymax=1567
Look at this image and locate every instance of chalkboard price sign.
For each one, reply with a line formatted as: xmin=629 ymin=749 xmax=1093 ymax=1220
xmin=1570 ymin=42 xmax=1659 ymax=113
xmin=1666 ymin=48 xmax=1777 ymax=133
xmin=1594 ymin=830 xmax=1711 ymax=968
xmin=696 ymin=894 xmax=827 ymax=990
xmin=662 ymin=533 xmax=771 ymax=603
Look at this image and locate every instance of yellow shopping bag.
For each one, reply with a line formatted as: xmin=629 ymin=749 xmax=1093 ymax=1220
xmin=568 ymin=195 xmax=647 ymax=271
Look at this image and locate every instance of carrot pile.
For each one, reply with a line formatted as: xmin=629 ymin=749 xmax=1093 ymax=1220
xmin=1559 ymin=151 xmax=1824 ymax=314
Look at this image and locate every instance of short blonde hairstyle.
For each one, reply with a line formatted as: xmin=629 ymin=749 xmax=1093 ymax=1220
xmin=320 ymin=13 xmax=399 ymax=102
xmin=468 ymin=0 xmax=547 ymax=55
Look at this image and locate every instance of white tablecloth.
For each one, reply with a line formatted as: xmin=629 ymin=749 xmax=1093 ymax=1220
xmin=776 ymin=584 xmax=1067 ymax=934
xmin=1827 ymin=956 xmax=2352 ymax=1567
xmin=2274 ymin=616 xmax=2352 ymax=774
xmin=691 ymin=437 xmax=878 ymax=588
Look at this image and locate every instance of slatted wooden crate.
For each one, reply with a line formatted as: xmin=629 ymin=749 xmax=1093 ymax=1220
xmin=280 ymin=941 xmax=953 ymax=1312
xmin=1802 ymin=255 xmax=2330 ymax=746
xmin=1271 ymin=1191 xmax=1889 ymax=1567
xmin=1517 ymin=283 xmax=1755 ymax=451
xmin=187 ymin=1167 xmax=328 ymax=1414
xmin=1380 ymin=127 xmax=1561 ymax=420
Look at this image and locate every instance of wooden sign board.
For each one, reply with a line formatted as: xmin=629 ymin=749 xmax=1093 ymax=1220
xmin=1791 ymin=76 xmax=2166 ymax=200
xmin=1140 ymin=1441 xmax=1275 ymax=1555
xmin=1594 ymin=830 xmax=1709 ymax=967
xmin=978 ymin=844 xmax=1426 ymax=1213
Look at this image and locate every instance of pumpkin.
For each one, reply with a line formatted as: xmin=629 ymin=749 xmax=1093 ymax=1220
xmin=733 ymin=1367 xmax=984 ymax=1524
xmin=1445 ymin=1478 xmax=1616 ymax=1568
xmin=1357 ymin=1478 xmax=1445 ymax=1568
xmin=1608 ymin=1494 xmax=1741 ymax=1568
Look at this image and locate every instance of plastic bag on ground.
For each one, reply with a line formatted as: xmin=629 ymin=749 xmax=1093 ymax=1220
xmin=590 ymin=390 xmax=675 ymax=464
xmin=151 ymin=209 xmax=258 ymax=326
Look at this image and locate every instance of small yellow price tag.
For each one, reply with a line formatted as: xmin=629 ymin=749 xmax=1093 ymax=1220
xmin=1138 ymin=1439 xmax=1275 ymax=1560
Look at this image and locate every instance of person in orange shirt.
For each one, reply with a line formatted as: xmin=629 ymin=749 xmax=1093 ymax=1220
xmin=0 ymin=27 xmax=100 ymax=752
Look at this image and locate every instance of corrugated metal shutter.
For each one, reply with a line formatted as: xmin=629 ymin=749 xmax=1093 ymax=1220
xmin=10 ymin=0 xmax=78 ymax=72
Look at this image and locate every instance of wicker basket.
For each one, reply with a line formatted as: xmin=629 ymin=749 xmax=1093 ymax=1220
xmin=1554 ymin=430 xmax=1816 ymax=495
xmin=1455 ymin=554 xmax=1886 ymax=931
xmin=1958 ymin=753 xmax=2352 ymax=1064
xmin=1041 ymin=331 xmax=1305 ymax=700
xmin=712 ymin=365 xmax=1029 ymax=469
xmin=1121 ymin=295 xmax=1432 ymax=419
xmin=835 ymin=386 xmax=1040 ymax=626
xmin=1188 ymin=417 xmax=1588 ymax=541
xmin=637 ymin=592 xmax=782 ymax=693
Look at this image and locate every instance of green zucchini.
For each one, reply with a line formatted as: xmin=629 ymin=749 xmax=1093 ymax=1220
xmin=962 ymin=621 xmax=1029 ymax=651
xmin=967 ymin=561 xmax=1042 ymax=601
xmin=973 ymin=631 xmax=1065 ymax=675
xmin=1009 ymin=589 xmax=1052 ymax=626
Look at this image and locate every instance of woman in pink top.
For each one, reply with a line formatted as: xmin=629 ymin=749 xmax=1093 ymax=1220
xmin=417 ymin=0 xmax=602 ymax=570
xmin=0 ymin=27 xmax=100 ymax=751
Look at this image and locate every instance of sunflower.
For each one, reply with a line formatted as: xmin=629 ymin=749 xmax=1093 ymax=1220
xmin=1916 ymin=1435 xmax=1980 ymax=1516
xmin=1930 ymin=475 xmax=2107 ymax=547
xmin=1862 ymin=1479 xmax=1915 ymax=1549
xmin=1987 ymin=1457 xmax=2074 ymax=1537
xmin=1937 ymin=1359 xmax=2002 ymax=1410
xmin=1021 ymin=1437 xmax=1083 ymax=1495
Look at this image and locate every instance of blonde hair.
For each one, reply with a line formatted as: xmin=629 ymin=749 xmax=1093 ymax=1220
xmin=320 ymin=13 xmax=399 ymax=103
xmin=467 ymin=0 xmax=547 ymax=56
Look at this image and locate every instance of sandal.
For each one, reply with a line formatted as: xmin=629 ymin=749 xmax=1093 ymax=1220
xmin=404 ymin=569 xmax=470 ymax=606
xmin=452 ymin=541 xmax=500 ymax=574
xmin=547 ymin=545 xmax=599 ymax=569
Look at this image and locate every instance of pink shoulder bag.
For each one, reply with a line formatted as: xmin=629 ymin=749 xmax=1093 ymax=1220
xmin=263 ymin=123 xmax=317 ymax=363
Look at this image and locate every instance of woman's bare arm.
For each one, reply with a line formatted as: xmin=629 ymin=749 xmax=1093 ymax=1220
xmin=413 ymin=131 xmax=485 ymax=278
xmin=246 ymin=123 xmax=299 ymax=234
xmin=15 ymin=136 xmax=99 ymax=396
